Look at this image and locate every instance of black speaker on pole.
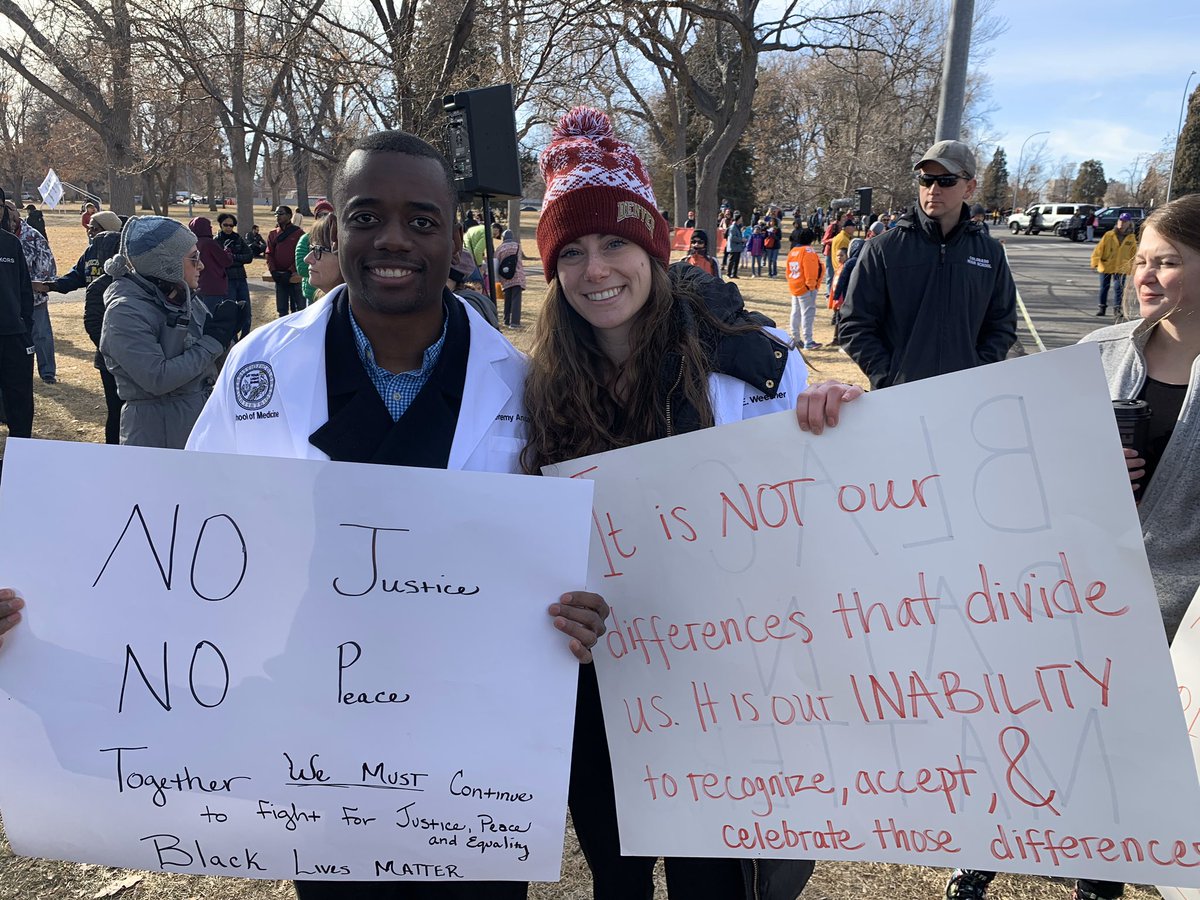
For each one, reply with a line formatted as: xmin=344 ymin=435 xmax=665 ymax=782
xmin=856 ymin=187 xmax=873 ymax=219
xmin=443 ymin=84 xmax=523 ymax=201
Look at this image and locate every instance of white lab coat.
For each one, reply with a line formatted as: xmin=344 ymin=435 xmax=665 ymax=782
xmin=710 ymin=327 xmax=809 ymax=426
xmin=186 ymin=287 xmax=529 ymax=474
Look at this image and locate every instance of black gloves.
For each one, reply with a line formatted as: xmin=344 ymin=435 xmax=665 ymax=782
xmin=203 ymin=300 xmax=240 ymax=347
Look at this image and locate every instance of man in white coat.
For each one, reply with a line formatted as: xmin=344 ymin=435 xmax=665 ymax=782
xmin=186 ymin=131 xmax=607 ymax=900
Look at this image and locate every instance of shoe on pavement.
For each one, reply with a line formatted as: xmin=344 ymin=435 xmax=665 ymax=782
xmin=945 ymin=869 xmax=993 ymax=900
xmin=803 ymin=341 xmax=823 ymax=350
xmin=1094 ymin=309 xmax=1107 ymax=316
xmin=41 ymin=375 xmax=57 ymax=384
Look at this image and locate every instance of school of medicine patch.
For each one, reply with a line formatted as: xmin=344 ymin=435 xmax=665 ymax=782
xmin=234 ymin=361 xmax=275 ymax=411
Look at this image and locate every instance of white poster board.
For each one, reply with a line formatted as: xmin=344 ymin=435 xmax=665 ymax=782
xmin=1161 ymin=586 xmax=1200 ymax=900
xmin=545 ymin=344 xmax=1200 ymax=887
xmin=0 ymin=439 xmax=593 ymax=882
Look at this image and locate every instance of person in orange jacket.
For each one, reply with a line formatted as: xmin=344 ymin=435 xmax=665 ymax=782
xmin=786 ymin=236 xmax=825 ymax=349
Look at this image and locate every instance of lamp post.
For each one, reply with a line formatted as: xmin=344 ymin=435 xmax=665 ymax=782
xmin=1010 ymin=130 xmax=1049 ymax=217
xmin=1166 ymin=70 xmax=1198 ymax=203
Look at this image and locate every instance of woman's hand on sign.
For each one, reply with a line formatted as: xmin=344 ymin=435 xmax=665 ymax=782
xmin=796 ymin=380 xmax=864 ymax=435
xmin=549 ymin=591 xmax=609 ymax=663
xmin=0 ymin=588 xmax=25 ymax=650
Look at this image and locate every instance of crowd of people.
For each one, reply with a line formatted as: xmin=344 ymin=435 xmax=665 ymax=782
xmin=0 ymin=113 xmax=1197 ymax=900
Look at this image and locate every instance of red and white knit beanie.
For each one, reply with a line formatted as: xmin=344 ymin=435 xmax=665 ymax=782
xmin=536 ymin=107 xmax=671 ymax=282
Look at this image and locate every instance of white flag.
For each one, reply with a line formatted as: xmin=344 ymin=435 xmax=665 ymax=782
xmin=38 ymin=169 xmax=63 ymax=209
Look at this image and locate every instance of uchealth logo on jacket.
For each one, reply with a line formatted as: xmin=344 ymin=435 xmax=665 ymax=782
xmin=234 ymin=361 xmax=276 ymax=414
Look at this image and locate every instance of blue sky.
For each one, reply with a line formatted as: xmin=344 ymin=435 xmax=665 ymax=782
xmin=978 ymin=1 xmax=1198 ymax=180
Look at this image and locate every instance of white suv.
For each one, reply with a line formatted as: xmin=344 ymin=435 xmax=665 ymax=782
xmin=1007 ymin=203 xmax=1097 ymax=235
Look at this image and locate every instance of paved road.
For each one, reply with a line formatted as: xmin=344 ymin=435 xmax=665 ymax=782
xmin=1001 ymin=231 xmax=1117 ymax=351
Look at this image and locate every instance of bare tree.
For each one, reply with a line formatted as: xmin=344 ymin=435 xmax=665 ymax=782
xmin=0 ymin=0 xmax=140 ymax=211
xmin=0 ymin=67 xmax=38 ymax=196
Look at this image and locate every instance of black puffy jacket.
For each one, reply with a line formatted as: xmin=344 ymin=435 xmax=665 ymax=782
xmin=839 ymin=204 xmax=1017 ymax=390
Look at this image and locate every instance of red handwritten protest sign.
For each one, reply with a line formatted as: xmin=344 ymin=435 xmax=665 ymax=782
xmin=546 ymin=344 xmax=1200 ymax=888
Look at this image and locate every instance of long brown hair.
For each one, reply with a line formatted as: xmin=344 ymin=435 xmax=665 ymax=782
xmin=522 ymin=264 xmax=731 ymax=473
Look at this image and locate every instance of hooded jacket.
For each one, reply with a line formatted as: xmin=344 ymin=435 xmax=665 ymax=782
xmin=99 ymin=272 xmax=224 ymax=448
xmin=189 ymin=217 xmax=234 ymax=296
xmin=839 ymin=204 xmax=1017 ymax=390
xmin=0 ymin=226 xmax=33 ymax=341
xmin=1079 ymin=318 xmax=1200 ymax=640
xmin=215 ymin=226 xmax=254 ymax=281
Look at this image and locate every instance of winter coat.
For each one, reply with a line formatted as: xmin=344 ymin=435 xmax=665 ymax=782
xmin=189 ymin=218 xmax=234 ymax=296
xmin=1079 ymin=318 xmax=1200 ymax=640
xmin=495 ymin=237 xmax=527 ymax=291
xmin=215 ymin=229 xmax=254 ymax=281
xmin=725 ymin=223 xmax=746 ymax=252
xmin=266 ymin=223 xmax=302 ymax=278
xmin=0 ymin=228 xmax=33 ymax=340
xmin=1091 ymin=228 xmax=1138 ymax=275
xmin=99 ymin=273 xmax=225 ymax=448
xmin=14 ymin=221 xmax=56 ymax=306
xmin=839 ymin=205 xmax=1017 ymax=390
xmin=80 ymin=231 xmax=123 ymax=367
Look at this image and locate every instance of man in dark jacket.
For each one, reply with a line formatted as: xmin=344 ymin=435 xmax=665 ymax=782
xmin=839 ymin=139 xmax=1017 ymax=390
xmin=265 ymin=205 xmax=304 ymax=316
xmin=0 ymin=187 xmax=35 ymax=445
xmin=40 ymin=212 xmax=125 ymax=443
xmin=215 ymin=212 xmax=256 ymax=341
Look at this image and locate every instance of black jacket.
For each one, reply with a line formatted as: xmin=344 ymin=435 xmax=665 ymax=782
xmin=81 ymin=231 xmax=124 ymax=365
xmin=839 ymin=204 xmax=1016 ymax=390
xmin=0 ymin=229 xmax=34 ymax=340
xmin=215 ymin=230 xmax=255 ymax=280
xmin=660 ymin=265 xmax=790 ymax=437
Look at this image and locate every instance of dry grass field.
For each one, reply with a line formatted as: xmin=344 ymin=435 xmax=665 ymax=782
xmin=0 ymin=210 xmax=1161 ymax=900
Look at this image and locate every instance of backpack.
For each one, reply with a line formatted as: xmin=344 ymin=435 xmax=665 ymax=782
xmin=497 ymin=252 xmax=518 ymax=280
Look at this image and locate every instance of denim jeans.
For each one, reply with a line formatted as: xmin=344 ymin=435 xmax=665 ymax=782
xmin=227 ymin=277 xmax=252 ymax=340
xmin=274 ymin=278 xmax=304 ymax=316
xmin=31 ymin=301 xmax=55 ymax=380
xmin=766 ymin=246 xmax=780 ymax=276
xmin=1098 ymin=272 xmax=1126 ymax=313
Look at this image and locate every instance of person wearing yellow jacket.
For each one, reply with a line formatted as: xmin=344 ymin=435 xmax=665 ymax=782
xmin=1091 ymin=213 xmax=1138 ymax=318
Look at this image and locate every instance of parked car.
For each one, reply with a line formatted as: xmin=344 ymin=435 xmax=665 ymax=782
xmin=1007 ymin=202 xmax=1097 ymax=236
xmin=1091 ymin=206 xmax=1147 ymax=238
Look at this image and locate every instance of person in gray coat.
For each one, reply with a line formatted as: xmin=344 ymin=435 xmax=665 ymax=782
xmin=99 ymin=216 xmax=239 ymax=448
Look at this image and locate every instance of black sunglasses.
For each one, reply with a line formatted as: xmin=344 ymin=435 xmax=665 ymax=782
xmin=917 ymin=173 xmax=965 ymax=188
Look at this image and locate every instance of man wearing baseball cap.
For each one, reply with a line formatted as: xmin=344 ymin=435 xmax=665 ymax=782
xmin=1090 ymin=212 xmax=1138 ymax=319
xmin=266 ymin=204 xmax=304 ymax=317
xmin=838 ymin=138 xmax=1017 ymax=389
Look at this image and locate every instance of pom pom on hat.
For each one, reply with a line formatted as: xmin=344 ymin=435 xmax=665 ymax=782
xmin=536 ymin=106 xmax=670 ymax=281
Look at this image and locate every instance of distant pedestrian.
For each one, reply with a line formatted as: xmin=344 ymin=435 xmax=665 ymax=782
xmin=80 ymin=201 xmax=97 ymax=233
xmin=724 ymin=213 xmax=745 ymax=278
xmin=23 ymin=206 xmax=46 ymax=239
xmin=266 ymin=205 xmax=304 ymax=316
xmin=215 ymin=213 xmax=255 ymax=341
xmin=970 ymin=203 xmax=990 ymax=237
xmin=244 ymin=224 xmax=267 ymax=258
xmin=1091 ymin=213 xmax=1138 ymax=319
xmin=821 ymin=217 xmax=841 ymax=294
xmin=677 ymin=229 xmax=721 ymax=279
xmin=0 ymin=188 xmax=35 ymax=445
xmin=5 ymin=200 xmax=56 ymax=384
xmin=494 ymin=228 xmax=526 ymax=328
xmin=785 ymin=235 xmax=824 ymax=349
xmin=747 ymin=222 xmax=765 ymax=276
xmin=188 ymin=217 xmax=235 ymax=314
xmin=296 ymin=199 xmax=334 ymax=306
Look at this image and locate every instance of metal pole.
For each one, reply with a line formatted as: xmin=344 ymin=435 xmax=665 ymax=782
xmin=1010 ymin=131 xmax=1049 ymax=218
xmin=935 ymin=0 xmax=975 ymax=141
xmin=481 ymin=193 xmax=498 ymax=305
xmin=1166 ymin=71 xmax=1197 ymax=203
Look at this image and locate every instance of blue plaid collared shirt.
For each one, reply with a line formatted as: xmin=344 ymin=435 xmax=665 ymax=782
xmin=349 ymin=304 xmax=448 ymax=421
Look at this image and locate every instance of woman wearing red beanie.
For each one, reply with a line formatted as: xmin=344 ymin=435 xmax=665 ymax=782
xmin=522 ymin=107 xmax=840 ymax=900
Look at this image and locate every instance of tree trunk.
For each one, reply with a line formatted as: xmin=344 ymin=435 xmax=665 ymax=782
xmin=141 ymin=172 xmax=157 ymax=212
xmin=506 ymin=199 xmax=522 ymax=246
xmin=206 ymin=170 xmax=217 ymax=211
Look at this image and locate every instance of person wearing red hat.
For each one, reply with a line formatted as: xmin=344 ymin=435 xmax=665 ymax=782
xmin=297 ymin=198 xmax=335 ymax=306
xmin=523 ymin=106 xmax=855 ymax=900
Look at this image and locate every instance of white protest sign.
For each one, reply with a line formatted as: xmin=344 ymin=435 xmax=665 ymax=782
xmin=544 ymin=344 xmax=1200 ymax=887
xmin=1160 ymin=586 xmax=1200 ymax=900
xmin=38 ymin=168 xmax=63 ymax=209
xmin=0 ymin=439 xmax=593 ymax=882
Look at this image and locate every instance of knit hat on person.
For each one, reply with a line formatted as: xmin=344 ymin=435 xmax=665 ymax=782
xmin=103 ymin=215 xmax=197 ymax=283
xmin=90 ymin=211 xmax=122 ymax=233
xmin=314 ymin=199 xmax=334 ymax=217
xmin=536 ymin=107 xmax=671 ymax=281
